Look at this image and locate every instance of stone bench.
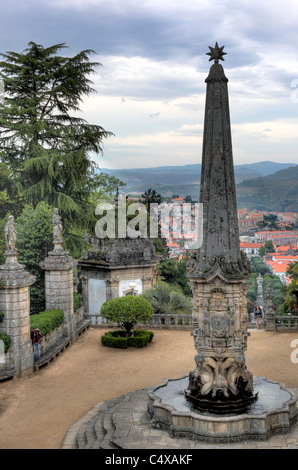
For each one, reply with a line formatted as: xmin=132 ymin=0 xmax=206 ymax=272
xmin=76 ymin=319 xmax=91 ymax=336
xmin=0 ymin=366 xmax=16 ymax=382
xmin=34 ymin=336 xmax=71 ymax=371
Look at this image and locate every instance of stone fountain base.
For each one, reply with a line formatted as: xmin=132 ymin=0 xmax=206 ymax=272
xmin=148 ymin=375 xmax=298 ymax=443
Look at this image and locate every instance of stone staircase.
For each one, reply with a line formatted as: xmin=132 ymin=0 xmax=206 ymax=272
xmin=62 ymin=389 xmax=154 ymax=449
xmin=62 ymin=384 xmax=298 ymax=450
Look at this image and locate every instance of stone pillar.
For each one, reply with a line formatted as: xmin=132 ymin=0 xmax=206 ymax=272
xmin=186 ymin=44 xmax=256 ymax=411
xmin=80 ymin=274 xmax=89 ymax=312
xmin=105 ymin=278 xmax=113 ymax=301
xmin=143 ymin=276 xmax=153 ymax=292
xmin=110 ymin=277 xmax=119 ymax=299
xmin=0 ymin=249 xmax=36 ymax=377
xmin=40 ymin=248 xmax=77 ymax=342
xmin=40 ymin=208 xmax=77 ymax=342
xmin=264 ymin=280 xmax=276 ymax=331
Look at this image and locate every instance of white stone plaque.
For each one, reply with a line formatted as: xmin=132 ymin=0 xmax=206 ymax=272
xmin=88 ymin=279 xmax=106 ymax=317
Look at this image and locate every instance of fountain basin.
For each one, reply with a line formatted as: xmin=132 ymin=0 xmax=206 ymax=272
xmin=148 ymin=375 xmax=298 ymax=443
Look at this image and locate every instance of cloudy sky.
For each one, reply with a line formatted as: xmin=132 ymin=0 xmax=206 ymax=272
xmin=1 ymin=0 xmax=298 ymax=169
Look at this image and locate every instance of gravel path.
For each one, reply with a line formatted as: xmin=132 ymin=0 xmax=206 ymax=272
xmin=0 ymin=327 xmax=297 ymax=449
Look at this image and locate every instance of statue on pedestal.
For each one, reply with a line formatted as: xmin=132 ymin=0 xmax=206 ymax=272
xmin=52 ymin=208 xmax=65 ymax=253
xmin=5 ymin=215 xmax=17 ymax=251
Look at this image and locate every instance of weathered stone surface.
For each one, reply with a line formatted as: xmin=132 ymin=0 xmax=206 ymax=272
xmin=0 ymin=246 xmax=35 ymax=377
xmin=82 ymin=236 xmax=160 ymax=266
xmin=185 ymin=44 xmax=254 ymax=407
xmin=148 ymin=376 xmax=298 ymax=443
xmin=39 ymin=210 xmax=77 ymax=342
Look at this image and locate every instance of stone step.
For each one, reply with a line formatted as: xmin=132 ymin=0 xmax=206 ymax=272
xmin=99 ymin=396 xmax=127 ymax=449
xmin=63 ymin=384 xmax=298 ymax=450
xmin=75 ymin=396 xmax=126 ymax=449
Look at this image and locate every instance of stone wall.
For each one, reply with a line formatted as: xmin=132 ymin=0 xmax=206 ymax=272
xmin=79 ymin=261 xmax=158 ymax=318
xmin=39 ymin=323 xmax=65 ymax=356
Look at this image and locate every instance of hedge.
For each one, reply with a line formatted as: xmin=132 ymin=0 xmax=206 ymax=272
xmin=0 ymin=331 xmax=11 ymax=353
xmin=246 ymin=273 xmax=258 ymax=302
xmin=250 ymin=257 xmax=270 ymax=275
xmin=101 ymin=329 xmax=154 ymax=349
xmin=263 ymin=275 xmax=285 ymax=307
xmin=30 ymin=309 xmax=64 ymax=336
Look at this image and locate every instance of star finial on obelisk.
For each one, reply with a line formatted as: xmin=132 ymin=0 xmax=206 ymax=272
xmin=206 ymin=42 xmax=227 ymax=64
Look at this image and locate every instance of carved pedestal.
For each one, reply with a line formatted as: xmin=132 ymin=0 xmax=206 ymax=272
xmin=186 ymin=271 xmax=256 ymax=410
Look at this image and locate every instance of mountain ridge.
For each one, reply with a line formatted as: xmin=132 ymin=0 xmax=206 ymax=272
xmin=100 ymin=162 xmax=298 ymax=212
xmin=101 ymin=161 xmax=296 ymax=188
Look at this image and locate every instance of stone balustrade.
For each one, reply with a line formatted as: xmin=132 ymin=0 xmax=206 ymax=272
xmin=146 ymin=314 xmax=193 ymax=330
xmin=87 ymin=312 xmax=298 ymax=332
xmin=275 ymin=316 xmax=298 ymax=331
xmin=89 ymin=313 xmax=193 ymax=330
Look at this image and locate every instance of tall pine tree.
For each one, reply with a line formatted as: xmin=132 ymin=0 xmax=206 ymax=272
xmin=0 ymin=42 xmax=114 ymax=234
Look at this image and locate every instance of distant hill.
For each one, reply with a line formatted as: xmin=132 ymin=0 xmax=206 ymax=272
xmin=237 ymin=165 xmax=298 ymax=212
xmin=101 ymin=161 xmax=296 ymax=191
xmin=101 ymin=162 xmax=297 ymax=205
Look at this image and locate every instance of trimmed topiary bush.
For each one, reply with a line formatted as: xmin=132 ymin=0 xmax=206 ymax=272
xmin=30 ymin=309 xmax=64 ymax=336
xmin=100 ymin=296 xmax=154 ymax=337
xmin=101 ymin=329 xmax=154 ymax=349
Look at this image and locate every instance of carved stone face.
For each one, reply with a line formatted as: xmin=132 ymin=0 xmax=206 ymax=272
xmin=211 ymin=314 xmax=228 ymax=338
xmin=213 ymin=339 xmax=226 ymax=356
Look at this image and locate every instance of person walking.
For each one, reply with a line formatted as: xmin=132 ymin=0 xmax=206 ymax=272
xmin=31 ymin=328 xmax=42 ymax=360
xmin=254 ymin=305 xmax=263 ymax=330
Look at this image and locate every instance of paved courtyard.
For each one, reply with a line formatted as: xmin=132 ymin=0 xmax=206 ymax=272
xmin=0 ymin=327 xmax=298 ymax=449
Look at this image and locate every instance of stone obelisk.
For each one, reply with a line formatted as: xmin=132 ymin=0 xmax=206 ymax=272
xmin=186 ymin=43 xmax=255 ymax=411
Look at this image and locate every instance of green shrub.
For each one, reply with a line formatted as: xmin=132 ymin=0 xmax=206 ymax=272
xmin=263 ymin=274 xmax=285 ymax=308
xmin=246 ymin=274 xmax=258 ymax=302
xmin=276 ymin=303 xmax=289 ymax=315
xmin=250 ymin=257 xmax=270 ymax=275
xmin=73 ymin=293 xmax=83 ymax=312
xmin=141 ymin=282 xmax=193 ymax=315
xmin=16 ymin=203 xmax=55 ymax=315
xmin=101 ymin=329 xmax=154 ymax=349
xmin=273 ymin=293 xmax=285 ymax=307
xmin=0 ymin=331 xmax=11 ymax=353
xmin=246 ymin=299 xmax=255 ymax=313
xmin=30 ymin=309 xmax=64 ymax=336
xmin=0 ymin=310 xmax=4 ymax=323
xmin=100 ymin=296 xmax=154 ymax=336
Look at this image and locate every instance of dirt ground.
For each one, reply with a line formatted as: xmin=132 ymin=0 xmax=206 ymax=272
xmin=0 ymin=327 xmax=298 ymax=449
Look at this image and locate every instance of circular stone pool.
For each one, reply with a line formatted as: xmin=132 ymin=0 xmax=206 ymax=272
xmin=147 ymin=376 xmax=298 ymax=443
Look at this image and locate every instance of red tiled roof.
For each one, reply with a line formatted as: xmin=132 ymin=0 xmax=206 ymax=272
xmin=268 ymin=260 xmax=290 ymax=273
xmin=240 ymin=242 xmax=264 ymax=248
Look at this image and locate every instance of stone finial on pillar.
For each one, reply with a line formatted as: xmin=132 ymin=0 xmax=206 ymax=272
xmin=0 ymin=216 xmax=36 ymax=377
xmin=40 ymin=209 xmax=77 ymax=342
xmin=264 ymin=280 xmax=276 ymax=331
